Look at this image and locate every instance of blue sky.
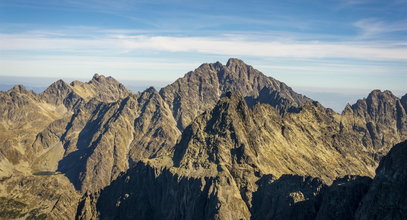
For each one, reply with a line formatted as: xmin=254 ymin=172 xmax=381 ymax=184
xmin=0 ymin=0 xmax=406 ymax=111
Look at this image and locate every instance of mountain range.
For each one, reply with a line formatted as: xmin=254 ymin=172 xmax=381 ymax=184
xmin=0 ymin=58 xmax=406 ymax=220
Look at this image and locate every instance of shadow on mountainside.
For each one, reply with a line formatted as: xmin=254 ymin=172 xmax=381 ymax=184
xmin=57 ymin=102 xmax=111 ymax=191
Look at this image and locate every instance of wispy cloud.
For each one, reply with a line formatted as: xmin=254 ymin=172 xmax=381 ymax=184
xmin=354 ymin=18 xmax=407 ymax=37
xmin=1 ymin=30 xmax=407 ymax=61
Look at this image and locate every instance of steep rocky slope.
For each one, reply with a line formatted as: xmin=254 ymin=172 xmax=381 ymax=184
xmin=355 ymin=140 xmax=407 ymax=220
xmin=1 ymin=59 xmax=406 ymax=219
xmin=0 ymin=75 xmax=134 ymax=219
xmin=41 ymin=74 xmax=132 ymax=106
xmin=0 ymin=174 xmax=80 ymax=220
xmin=341 ymin=90 xmax=407 ymax=156
xmin=160 ymin=58 xmax=310 ymax=130
xmin=0 ymin=85 xmax=69 ymax=177
xmin=95 ymin=130 xmax=406 ymax=220
xmin=97 ymin=163 xmax=226 ymax=220
xmin=56 ymin=88 xmax=180 ymax=192
xmin=95 ymin=92 xmax=406 ymax=220
xmin=95 ymin=139 xmax=405 ymax=220
xmin=172 ymin=92 xmax=383 ymax=182
xmin=0 ymin=74 xmax=132 ymax=176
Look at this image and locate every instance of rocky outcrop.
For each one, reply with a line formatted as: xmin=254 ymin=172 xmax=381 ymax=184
xmin=91 ymin=92 xmax=406 ymax=220
xmin=0 ymin=85 xmax=69 ymax=177
xmin=41 ymin=80 xmax=80 ymax=108
xmin=316 ymin=176 xmax=372 ymax=220
xmin=56 ymin=88 xmax=179 ymax=192
xmin=355 ymin=140 xmax=407 ymax=220
xmin=97 ymin=162 xmax=222 ymax=220
xmin=41 ymin=74 xmax=132 ymax=109
xmin=70 ymin=74 xmax=132 ymax=103
xmin=0 ymin=174 xmax=80 ymax=220
xmin=251 ymin=174 xmax=325 ymax=220
xmin=160 ymin=58 xmax=310 ymax=130
xmin=172 ymin=92 xmax=379 ymax=183
xmin=94 ymin=139 xmax=405 ymax=220
xmin=341 ymin=90 xmax=407 ymax=156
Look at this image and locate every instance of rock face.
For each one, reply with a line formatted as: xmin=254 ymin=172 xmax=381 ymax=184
xmin=35 ymin=87 xmax=179 ymax=192
xmin=316 ymin=176 xmax=372 ymax=220
xmin=0 ymin=85 xmax=69 ymax=177
xmin=251 ymin=174 xmax=325 ymax=220
xmin=95 ymin=92 xmax=406 ymax=220
xmin=160 ymin=58 xmax=310 ymax=130
xmin=173 ymin=92 xmax=378 ymax=182
xmin=342 ymin=90 xmax=407 ymax=155
xmin=0 ymin=174 xmax=80 ymax=220
xmin=97 ymin=162 xmax=223 ymax=220
xmin=0 ymin=59 xmax=406 ymax=219
xmin=355 ymin=140 xmax=407 ymax=220
xmin=95 ymin=139 xmax=406 ymax=220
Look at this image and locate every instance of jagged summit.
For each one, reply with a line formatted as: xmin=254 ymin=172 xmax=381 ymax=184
xmin=36 ymin=75 xmax=132 ymax=108
xmin=92 ymin=73 xmax=104 ymax=80
xmin=351 ymin=89 xmax=399 ymax=110
xmin=46 ymin=79 xmax=70 ymax=90
xmin=226 ymin=57 xmax=245 ymax=66
xmin=172 ymin=90 xmax=380 ymax=183
xmin=7 ymin=84 xmax=28 ymax=93
xmin=143 ymin=86 xmax=158 ymax=93
xmin=366 ymin=89 xmax=398 ymax=105
xmin=341 ymin=89 xmax=407 ymax=150
xmin=225 ymin=58 xmax=254 ymax=73
xmin=90 ymin=73 xmax=119 ymax=84
xmin=160 ymin=58 xmax=310 ymax=130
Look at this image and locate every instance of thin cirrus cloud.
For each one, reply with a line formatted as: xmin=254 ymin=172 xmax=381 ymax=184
xmin=1 ymin=31 xmax=407 ymax=61
xmin=354 ymin=18 xmax=407 ymax=37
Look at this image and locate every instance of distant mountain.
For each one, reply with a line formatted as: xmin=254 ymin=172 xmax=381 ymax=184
xmin=0 ymin=59 xmax=406 ymax=219
xmin=160 ymin=58 xmax=310 ymax=130
xmin=342 ymin=90 xmax=407 ymax=156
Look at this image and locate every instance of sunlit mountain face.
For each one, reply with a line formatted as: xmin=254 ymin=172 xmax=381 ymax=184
xmin=1 ymin=1 xmax=406 ymax=219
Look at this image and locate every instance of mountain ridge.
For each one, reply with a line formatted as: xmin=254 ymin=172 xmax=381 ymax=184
xmin=159 ymin=58 xmax=311 ymax=130
xmin=0 ymin=59 xmax=406 ymax=219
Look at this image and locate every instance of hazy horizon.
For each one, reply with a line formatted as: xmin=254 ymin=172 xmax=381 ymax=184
xmin=1 ymin=72 xmax=405 ymax=113
xmin=1 ymin=0 xmax=406 ymax=111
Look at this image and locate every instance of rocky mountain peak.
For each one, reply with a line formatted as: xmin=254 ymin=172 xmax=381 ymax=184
xmin=342 ymin=103 xmax=353 ymax=114
xmin=44 ymin=79 xmax=71 ymax=92
xmin=2 ymin=59 xmax=406 ymax=220
xmin=351 ymin=89 xmax=400 ymax=118
xmin=160 ymin=58 xmax=310 ymax=130
xmin=143 ymin=86 xmax=158 ymax=94
xmin=226 ymin=58 xmax=247 ymax=68
xmin=192 ymin=62 xmax=223 ymax=75
xmin=91 ymin=73 xmax=104 ymax=81
xmin=171 ymin=91 xmax=252 ymax=171
xmin=344 ymin=89 xmax=407 ymax=150
xmin=41 ymin=79 xmax=74 ymax=106
xmin=366 ymin=89 xmax=398 ymax=103
xmin=138 ymin=86 xmax=160 ymax=102
xmin=69 ymin=74 xmax=132 ymax=103
xmin=209 ymin=92 xmax=250 ymax=128
xmin=90 ymin=73 xmax=113 ymax=83
xmin=7 ymin=85 xmax=28 ymax=94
